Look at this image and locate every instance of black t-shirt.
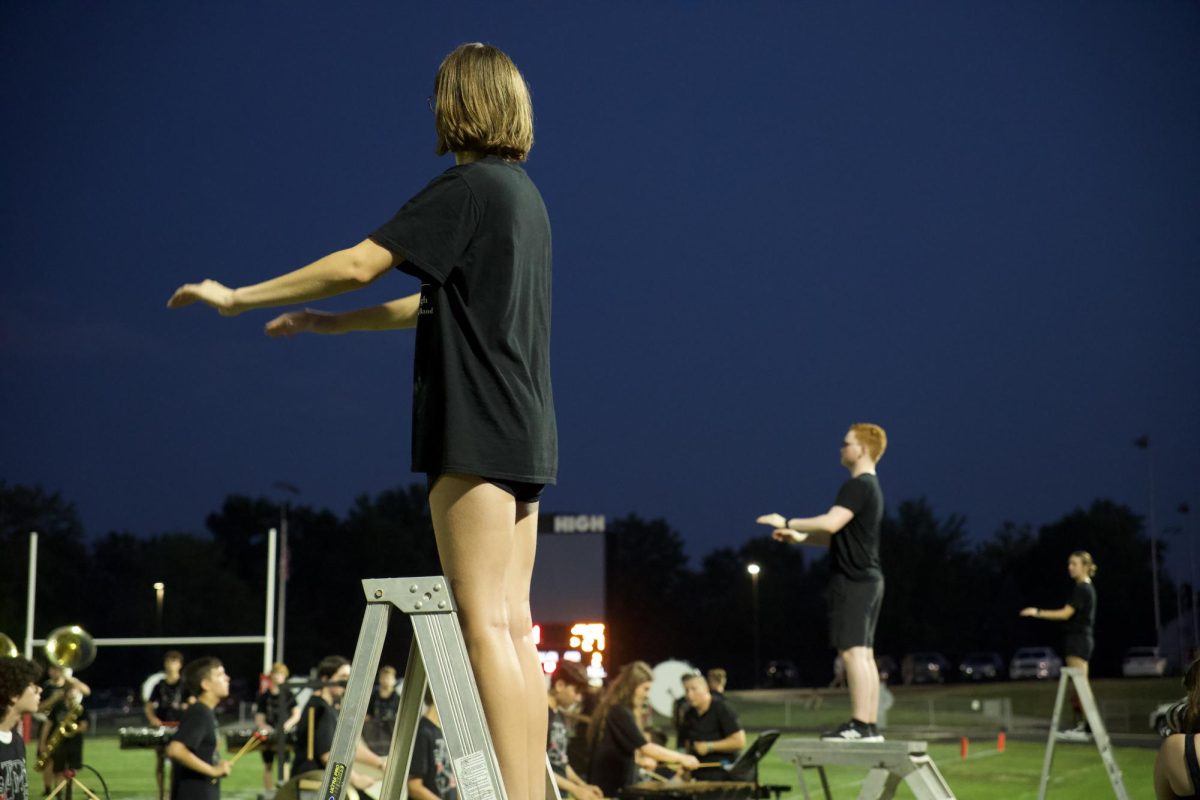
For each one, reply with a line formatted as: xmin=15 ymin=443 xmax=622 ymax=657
xmin=152 ymin=677 xmax=186 ymax=724
xmin=831 ymin=474 xmax=885 ymax=580
xmin=410 ymin=717 xmax=456 ymax=800
xmin=686 ymin=695 xmax=739 ymax=767
xmin=547 ymin=707 xmax=570 ymax=777
xmin=292 ymin=696 xmax=338 ymax=776
xmin=1065 ymin=581 xmax=1097 ymax=637
xmin=589 ymin=705 xmax=647 ymax=797
xmin=369 ymin=156 xmax=557 ymax=484
xmin=368 ymin=690 xmax=400 ymax=727
xmin=170 ymin=703 xmax=219 ymax=800
xmin=0 ymin=728 xmax=28 ymax=800
xmin=254 ymin=688 xmax=297 ymax=725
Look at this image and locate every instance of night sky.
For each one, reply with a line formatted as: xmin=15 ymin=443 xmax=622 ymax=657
xmin=3 ymin=2 xmax=1198 ymax=581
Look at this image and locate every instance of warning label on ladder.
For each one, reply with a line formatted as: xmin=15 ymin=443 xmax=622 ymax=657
xmin=454 ymin=750 xmax=500 ymax=800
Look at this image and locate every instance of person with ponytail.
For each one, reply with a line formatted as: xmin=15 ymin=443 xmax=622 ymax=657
xmin=587 ymin=662 xmax=699 ymax=796
xmin=1155 ymin=658 xmax=1200 ymax=798
xmin=1020 ymin=550 xmax=1098 ymax=737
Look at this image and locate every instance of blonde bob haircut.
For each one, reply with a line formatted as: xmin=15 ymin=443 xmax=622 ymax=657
xmin=850 ymin=422 xmax=888 ymax=462
xmin=434 ymin=43 xmax=533 ymax=162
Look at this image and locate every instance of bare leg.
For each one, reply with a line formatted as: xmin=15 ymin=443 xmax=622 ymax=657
xmin=842 ymin=647 xmax=878 ymax=723
xmin=864 ymin=648 xmax=880 ymax=724
xmin=430 ymin=474 xmax=530 ymax=800
xmin=507 ymin=501 xmax=547 ymax=799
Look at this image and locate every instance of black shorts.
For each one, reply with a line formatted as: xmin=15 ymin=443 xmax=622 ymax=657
xmin=1064 ymin=634 xmax=1094 ymax=661
xmin=426 ymin=474 xmax=545 ymax=503
xmin=828 ymin=574 xmax=884 ymax=651
xmin=52 ymin=734 xmax=83 ymax=771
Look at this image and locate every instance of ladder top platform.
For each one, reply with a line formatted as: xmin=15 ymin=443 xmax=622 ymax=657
xmin=776 ymin=739 xmax=931 ymax=768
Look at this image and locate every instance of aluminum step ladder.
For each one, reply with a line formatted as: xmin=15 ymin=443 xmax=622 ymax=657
xmin=1038 ymin=666 xmax=1128 ymax=800
xmin=318 ymin=576 xmax=562 ymax=800
xmin=775 ymin=739 xmax=955 ymax=800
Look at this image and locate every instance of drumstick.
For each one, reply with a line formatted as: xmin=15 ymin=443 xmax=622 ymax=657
xmin=229 ymin=731 xmax=266 ymax=765
xmin=641 ymin=770 xmax=669 ymax=783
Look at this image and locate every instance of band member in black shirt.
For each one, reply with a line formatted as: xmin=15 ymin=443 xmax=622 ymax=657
xmin=168 ymin=42 xmax=557 ymax=800
xmin=588 ymin=662 xmax=698 ymax=797
xmin=678 ymin=674 xmax=745 ymax=779
xmin=1 ymin=656 xmax=42 ymax=800
xmin=166 ymin=657 xmax=230 ymax=800
xmin=289 ymin=656 xmax=384 ymax=795
xmin=759 ymin=423 xmax=889 ymax=742
xmin=409 ymin=690 xmax=457 ymax=800
xmin=255 ymin=662 xmax=300 ymax=790
xmin=147 ymin=651 xmax=186 ymax=800
xmin=365 ymin=665 xmax=400 ymax=755
xmin=37 ymin=665 xmax=90 ymax=796
xmin=546 ymin=662 xmax=600 ymax=800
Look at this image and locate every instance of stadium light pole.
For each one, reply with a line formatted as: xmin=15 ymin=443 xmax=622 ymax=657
xmin=747 ymin=563 xmax=761 ymax=687
xmin=1136 ymin=436 xmax=1162 ymax=645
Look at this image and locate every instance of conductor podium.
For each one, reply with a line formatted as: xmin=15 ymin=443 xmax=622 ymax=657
xmin=775 ymin=739 xmax=955 ymax=800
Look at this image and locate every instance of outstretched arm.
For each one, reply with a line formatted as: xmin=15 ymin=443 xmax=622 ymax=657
xmin=1019 ymin=605 xmax=1076 ymax=621
xmin=756 ymin=506 xmax=854 ymax=546
xmin=265 ymin=294 xmax=421 ymax=336
xmin=167 ymin=239 xmax=398 ymax=315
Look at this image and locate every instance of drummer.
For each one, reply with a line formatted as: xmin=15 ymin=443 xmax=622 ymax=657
xmin=254 ymin=662 xmax=300 ymax=790
xmin=146 ymin=651 xmax=186 ymax=800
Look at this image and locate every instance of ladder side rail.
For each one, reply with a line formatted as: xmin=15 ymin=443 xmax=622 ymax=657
xmin=1037 ymin=669 xmax=1072 ymax=800
xmin=1069 ymin=672 xmax=1131 ymax=800
xmin=322 ymin=601 xmax=392 ymax=800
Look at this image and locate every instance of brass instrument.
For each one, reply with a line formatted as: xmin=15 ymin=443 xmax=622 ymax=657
xmin=0 ymin=632 xmax=19 ymax=658
xmin=36 ymin=625 xmax=95 ymax=770
xmin=37 ymin=700 xmax=84 ymax=769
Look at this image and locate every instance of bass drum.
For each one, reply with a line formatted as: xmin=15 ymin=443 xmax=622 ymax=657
xmin=648 ymin=659 xmax=698 ymax=719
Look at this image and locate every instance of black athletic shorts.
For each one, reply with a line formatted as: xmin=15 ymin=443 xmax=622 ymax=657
xmin=828 ymin=574 xmax=884 ymax=651
xmin=1064 ymin=634 xmax=1094 ymax=661
xmin=426 ymin=474 xmax=545 ymax=504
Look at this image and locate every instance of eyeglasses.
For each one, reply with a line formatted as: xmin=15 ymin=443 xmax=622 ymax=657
xmin=426 ymin=95 xmax=435 ymax=113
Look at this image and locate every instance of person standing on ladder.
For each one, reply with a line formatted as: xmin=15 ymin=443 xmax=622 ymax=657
xmin=168 ymin=43 xmax=557 ymax=800
xmin=1021 ymin=551 xmax=1098 ymax=739
xmin=756 ymin=423 xmax=889 ymax=743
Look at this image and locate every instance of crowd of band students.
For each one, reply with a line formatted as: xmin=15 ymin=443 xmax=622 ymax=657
xmin=1 ymin=650 xmax=746 ymax=800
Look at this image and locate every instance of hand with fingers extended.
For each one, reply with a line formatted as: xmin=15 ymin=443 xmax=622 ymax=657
xmin=265 ymin=309 xmax=335 ymax=337
xmin=756 ymin=513 xmax=785 ymax=530
xmin=167 ymin=279 xmax=239 ymax=316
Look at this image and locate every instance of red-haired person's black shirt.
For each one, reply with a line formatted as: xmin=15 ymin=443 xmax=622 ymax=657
xmin=831 ymin=474 xmax=884 ymax=581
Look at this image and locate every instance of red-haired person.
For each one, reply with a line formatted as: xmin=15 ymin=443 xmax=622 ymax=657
xmin=588 ymin=662 xmax=699 ymax=796
xmin=167 ymin=43 xmax=555 ymax=800
xmin=758 ymin=422 xmax=889 ymax=742
xmin=0 ymin=656 xmax=42 ymax=800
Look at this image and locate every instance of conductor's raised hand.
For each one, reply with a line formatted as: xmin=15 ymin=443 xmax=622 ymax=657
xmin=167 ymin=279 xmax=239 ymax=316
xmin=772 ymin=529 xmax=803 ymax=543
xmin=265 ymin=309 xmax=333 ymax=337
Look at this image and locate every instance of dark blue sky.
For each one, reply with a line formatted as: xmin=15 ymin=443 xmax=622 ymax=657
xmin=3 ymin=2 xmax=1198 ymax=579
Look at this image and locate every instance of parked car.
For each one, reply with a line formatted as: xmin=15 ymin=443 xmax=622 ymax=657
xmin=1122 ymin=646 xmax=1168 ymax=677
xmin=901 ymin=652 xmax=950 ymax=685
xmin=763 ymin=659 xmax=800 ymax=688
xmin=1009 ymin=647 xmax=1062 ymax=680
xmin=958 ymin=652 xmax=1006 ymax=682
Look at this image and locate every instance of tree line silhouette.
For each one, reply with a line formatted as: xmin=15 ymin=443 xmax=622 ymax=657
xmin=0 ymin=480 xmax=1179 ymax=698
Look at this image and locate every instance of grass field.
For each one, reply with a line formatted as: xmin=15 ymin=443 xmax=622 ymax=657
xmin=31 ymin=732 xmax=1159 ymax=800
